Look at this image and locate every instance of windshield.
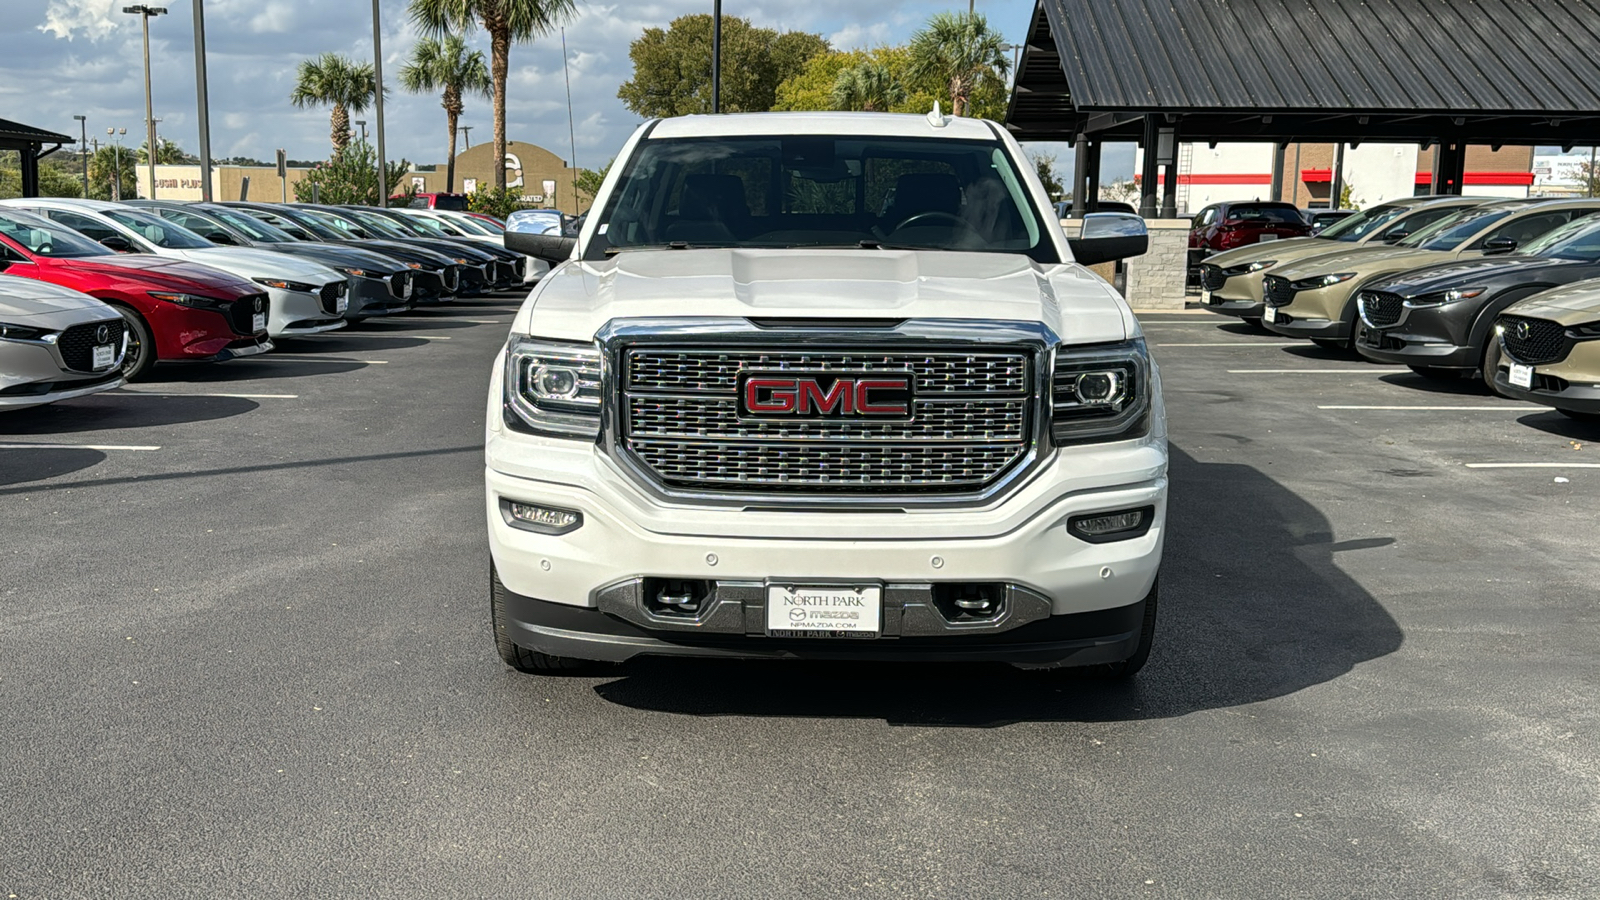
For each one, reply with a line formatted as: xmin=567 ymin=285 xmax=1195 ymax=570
xmin=1317 ymin=204 xmax=1408 ymax=242
xmin=0 ymin=211 xmax=113 ymax=258
xmin=1401 ymin=207 xmax=1517 ymax=251
xmin=209 ymin=208 xmax=295 ymax=243
xmin=1521 ymin=217 xmax=1600 ymax=261
xmin=339 ymin=209 xmax=410 ymax=238
xmin=297 ymin=208 xmax=369 ymax=240
xmin=448 ymin=215 xmax=499 ymax=235
xmin=103 ymin=209 xmax=216 ymax=250
xmin=1225 ymin=204 xmax=1303 ymax=224
xmin=387 ymin=214 xmax=447 ymax=236
xmin=591 ymin=135 xmax=1055 ymax=261
xmin=412 ymin=216 xmax=464 ymax=236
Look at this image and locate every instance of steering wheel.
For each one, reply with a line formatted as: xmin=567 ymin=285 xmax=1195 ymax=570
xmin=892 ymin=210 xmax=968 ymax=232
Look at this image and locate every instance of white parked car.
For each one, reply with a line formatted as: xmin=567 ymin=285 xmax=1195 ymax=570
xmin=0 ymin=274 xmax=126 ymax=410
xmin=487 ymin=111 xmax=1165 ymax=676
xmin=396 ymin=208 xmax=546 ymax=284
xmin=0 ymin=198 xmax=348 ymax=338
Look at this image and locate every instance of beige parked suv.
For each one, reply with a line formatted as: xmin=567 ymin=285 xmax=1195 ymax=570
xmin=1490 ymin=280 xmax=1600 ymax=420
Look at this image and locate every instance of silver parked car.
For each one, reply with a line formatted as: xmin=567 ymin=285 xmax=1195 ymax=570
xmin=0 ymin=275 xmax=127 ymax=411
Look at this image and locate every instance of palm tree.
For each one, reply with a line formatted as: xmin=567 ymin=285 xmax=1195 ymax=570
xmin=906 ymin=11 xmax=1010 ymax=118
xmin=408 ymin=0 xmax=578 ymax=192
xmin=830 ymin=61 xmax=907 ymax=112
xmin=401 ymin=34 xmax=492 ymax=192
xmin=290 ymin=52 xmax=379 ymax=154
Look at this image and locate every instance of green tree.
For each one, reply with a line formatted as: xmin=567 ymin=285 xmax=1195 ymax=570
xmin=409 ymin=0 xmax=578 ymax=193
xmin=290 ymin=52 xmax=379 ymax=154
xmin=0 ymin=152 xmax=87 ymax=199
xmin=906 ymin=11 xmax=1010 ymax=117
xmin=467 ymin=185 xmax=527 ymax=219
xmin=138 ymin=137 xmax=189 ymax=165
xmin=400 ymin=34 xmax=492 ymax=193
xmin=574 ymin=157 xmax=613 ymax=209
xmin=1030 ymin=151 xmax=1063 ymax=199
xmin=86 ymin=145 xmax=139 ymax=200
xmin=830 ymin=60 xmax=906 ymax=112
xmin=618 ymin=14 xmax=828 ymax=117
xmin=294 ymin=141 xmax=411 ymax=206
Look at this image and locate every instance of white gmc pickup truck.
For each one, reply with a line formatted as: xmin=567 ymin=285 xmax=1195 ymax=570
xmin=490 ymin=111 xmax=1166 ymax=676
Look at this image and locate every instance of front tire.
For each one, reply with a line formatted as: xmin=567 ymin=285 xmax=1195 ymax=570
xmin=111 ymin=304 xmax=155 ymax=381
xmin=1481 ymin=338 xmax=1505 ymax=397
xmin=490 ymin=566 xmax=591 ymax=673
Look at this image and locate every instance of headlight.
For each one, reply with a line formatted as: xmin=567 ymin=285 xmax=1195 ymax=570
xmin=149 ymin=291 xmax=225 ymax=308
xmin=406 ymin=262 xmax=423 ymax=269
xmin=504 ymin=335 xmax=603 ymax=439
xmin=1051 ymin=339 xmax=1151 ymax=444
xmin=338 ymin=267 xmax=379 ymax=279
xmin=0 ymin=322 xmax=55 ymax=342
xmin=1289 ymin=272 xmax=1356 ymax=290
xmin=1405 ymin=286 xmax=1487 ymax=309
xmin=252 ymin=277 xmax=317 ymax=292
xmin=1569 ymin=321 xmax=1600 ymax=339
xmin=1245 ymin=260 xmax=1277 ymax=273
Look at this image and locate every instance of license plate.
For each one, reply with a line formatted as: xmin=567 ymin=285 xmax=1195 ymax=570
xmin=1200 ymin=289 xmax=1212 ymax=304
xmin=1264 ymin=305 xmax=1278 ymax=324
xmin=92 ymin=344 xmax=115 ymax=369
xmin=766 ymin=584 xmax=881 ymax=638
xmin=336 ymin=295 xmax=349 ymax=314
xmin=1260 ymin=234 xmax=1279 ymax=242
xmin=252 ymin=312 xmax=267 ymax=332
xmin=1509 ymin=363 xmax=1534 ymax=389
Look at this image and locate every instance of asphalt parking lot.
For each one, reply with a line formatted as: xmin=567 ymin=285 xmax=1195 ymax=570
xmin=2 ymin=302 xmax=1598 ymax=899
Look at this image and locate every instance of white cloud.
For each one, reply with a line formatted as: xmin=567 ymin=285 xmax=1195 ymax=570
xmin=38 ymin=0 xmax=122 ymax=41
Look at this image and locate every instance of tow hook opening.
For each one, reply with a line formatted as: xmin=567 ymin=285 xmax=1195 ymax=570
xmin=643 ymin=578 xmax=712 ymax=618
xmin=932 ymin=583 xmax=1005 ymax=623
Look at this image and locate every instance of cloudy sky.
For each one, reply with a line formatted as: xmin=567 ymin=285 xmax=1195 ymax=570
xmin=7 ymin=0 xmax=1111 ymax=175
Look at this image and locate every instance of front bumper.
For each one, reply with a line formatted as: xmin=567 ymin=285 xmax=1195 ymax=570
xmin=346 ymin=275 xmax=407 ymax=318
xmin=1492 ymin=339 xmax=1600 ymax=414
xmin=1200 ymin=269 xmax=1267 ymax=319
xmin=0 ymin=338 xmax=126 ymax=410
xmin=1262 ymin=280 xmax=1359 ymax=341
xmin=266 ymin=288 xmax=345 ymax=336
xmin=1356 ymin=298 xmax=1484 ymax=368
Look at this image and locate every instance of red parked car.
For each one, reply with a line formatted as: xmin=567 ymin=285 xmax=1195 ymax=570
xmin=1187 ymin=200 xmax=1312 ymax=276
xmin=392 ymin=191 xmax=470 ymax=211
xmin=0 ymin=208 xmax=271 ymax=379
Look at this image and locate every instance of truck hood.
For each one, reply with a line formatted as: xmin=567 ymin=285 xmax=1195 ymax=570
xmin=0 ymin=274 xmax=108 ymax=318
xmin=1205 ymin=236 xmax=1332 ymax=268
xmin=167 ymin=247 xmax=342 ymax=283
xmin=1368 ymin=255 xmax=1592 ymax=298
xmin=1503 ymin=280 xmax=1600 ymax=325
xmin=1273 ymin=245 xmax=1454 ymax=281
xmin=514 ymin=248 xmax=1132 ymax=345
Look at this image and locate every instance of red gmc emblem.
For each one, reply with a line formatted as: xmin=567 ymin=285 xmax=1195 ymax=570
xmin=738 ymin=372 xmax=913 ymax=418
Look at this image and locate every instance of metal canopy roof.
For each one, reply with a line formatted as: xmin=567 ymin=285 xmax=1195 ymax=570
xmin=1006 ymin=0 xmax=1600 ymax=144
xmin=0 ymin=117 xmax=73 ymax=150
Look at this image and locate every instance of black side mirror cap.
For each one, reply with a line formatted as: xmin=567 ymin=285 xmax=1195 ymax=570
xmin=1381 ymin=231 xmax=1410 ymax=244
xmin=1070 ymin=212 xmax=1149 ymax=266
xmin=505 ymin=231 xmax=578 ymax=265
xmin=205 ymin=231 xmax=237 ymax=245
xmin=1482 ymin=237 xmax=1518 ymax=255
xmin=99 ymin=236 xmax=133 ymax=252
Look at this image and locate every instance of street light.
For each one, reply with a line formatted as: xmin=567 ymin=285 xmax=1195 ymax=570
xmin=460 ymin=125 xmax=472 ymax=149
xmin=107 ymin=127 xmax=127 ymax=201
xmin=73 ymin=115 xmax=88 ymax=196
xmin=123 ymin=5 xmax=166 ymax=199
xmin=355 ymin=120 xmax=368 ymax=144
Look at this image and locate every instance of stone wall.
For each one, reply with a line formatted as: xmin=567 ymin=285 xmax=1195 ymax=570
xmin=1062 ymin=218 xmax=1191 ymax=310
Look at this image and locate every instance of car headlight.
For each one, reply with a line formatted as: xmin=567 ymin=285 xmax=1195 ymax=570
xmin=1289 ymin=272 xmax=1356 ymax=290
xmin=337 ymin=267 xmax=384 ymax=279
xmin=252 ymin=277 xmax=317 ymax=292
xmin=1245 ymin=260 xmax=1277 ymax=273
xmin=1568 ymin=321 xmax=1600 ymax=339
xmin=504 ymin=335 xmax=603 ymax=439
xmin=1405 ymin=286 xmax=1487 ymax=309
xmin=0 ymin=322 xmax=55 ymax=342
xmin=1051 ymin=339 xmax=1151 ymax=444
xmin=405 ymin=262 xmax=423 ymax=269
xmin=149 ymin=291 xmax=225 ymax=308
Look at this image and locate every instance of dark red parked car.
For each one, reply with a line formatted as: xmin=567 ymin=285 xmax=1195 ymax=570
xmin=0 ymin=208 xmax=271 ymax=379
xmin=1187 ymin=201 xmax=1312 ymax=276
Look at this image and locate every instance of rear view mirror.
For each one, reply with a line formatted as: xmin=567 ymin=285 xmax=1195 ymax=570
xmin=505 ymin=231 xmax=578 ymax=265
xmin=99 ymin=236 xmax=134 ymax=252
xmin=1070 ymin=213 xmax=1148 ymax=266
xmin=1482 ymin=237 xmax=1518 ymax=255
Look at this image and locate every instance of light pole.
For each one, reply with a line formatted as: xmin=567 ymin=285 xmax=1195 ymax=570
xmin=711 ymin=0 xmax=721 ymax=113
xmin=370 ymin=0 xmax=388 ymax=206
xmin=562 ymin=26 xmax=578 ymax=214
xmin=356 ymin=120 xmax=368 ymax=144
xmin=123 ymin=5 xmax=166 ymax=199
xmin=73 ymin=115 xmax=88 ymax=197
xmin=192 ymin=0 xmax=214 ymax=201
xmin=460 ymin=125 xmax=472 ymax=149
xmin=108 ymin=127 xmax=127 ymax=201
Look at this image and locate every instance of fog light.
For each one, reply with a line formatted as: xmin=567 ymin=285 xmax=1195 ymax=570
xmin=502 ymin=499 xmax=583 ymax=535
xmin=1068 ymin=505 xmax=1155 ymax=544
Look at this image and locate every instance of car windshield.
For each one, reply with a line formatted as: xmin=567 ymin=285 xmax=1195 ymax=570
xmin=1317 ymin=204 xmax=1409 ymax=242
xmin=393 ymin=214 xmax=452 ymax=236
xmin=1225 ymin=204 xmax=1303 ymax=224
xmin=339 ymin=209 xmax=411 ymax=238
xmin=209 ymin=208 xmax=295 ymax=243
xmin=103 ymin=209 xmax=216 ymax=249
xmin=448 ymin=215 xmax=499 ymax=235
xmin=297 ymin=209 xmax=369 ymax=239
xmin=0 ymin=211 xmax=113 ymax=258
xmin=1521 ymin=217 xmax=1600 ymax=261
xmin=413 ymin=216 xmax=464 ymax=236
xmin=1400 ymin=207 xmax=1517 ymax=251
xmin=592 ymin=134 xmax=1054 ymax=261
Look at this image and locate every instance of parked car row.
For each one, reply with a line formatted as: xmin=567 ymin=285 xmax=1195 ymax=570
xmin=1197 ymin=195 xmax=1600 ymax=422
xmin=0 ymin=198 xmax=533 ymax=410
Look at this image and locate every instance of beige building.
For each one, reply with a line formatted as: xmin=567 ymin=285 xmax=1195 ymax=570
xmin=138 ymin=140 xmax=583 ymax=213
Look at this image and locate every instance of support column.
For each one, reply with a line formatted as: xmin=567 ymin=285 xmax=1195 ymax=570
xmin=20 ymin=149 xmax=39 ymax=198
xmin=1158 ymin=126 xmax=1178 ymax=218
xmin=1139 ymin=117 xmax=1159 ymax=218
xmin=1330 ymin=142 xmax=1346 ymax=209
xmin=1432 ymin=141 xmax=1467 ymax=195
xmin=1070 ymin=132 xmax=1089 ymax=218
xmin=1270 ymin=142 xmax=1286 ymax=202
xmin=1085 ymin=140 xmax=1102 ymax=212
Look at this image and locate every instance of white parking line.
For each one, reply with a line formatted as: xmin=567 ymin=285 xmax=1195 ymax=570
xmin=1229 ymin=368 xmax=1408 ymax=374
xmin=0 ymin=442 xmax=160 ymax=451
xmin=1158 ymin=342 xmax=1301 ymax=347
xmin=116 ymin=391 xmax=298 ymax=399
xmin=460 ymin=319 xmax=505 ymax=324
xmin=1319 ymin=405 xmax=1533 ymax=411
xmin=337 ymin=334 xmax=452 ymax=340
xmin=1465 ymin=463 xmax=1600 ymax=469
xmin=251 ymin=356 xmax=390 ymax=364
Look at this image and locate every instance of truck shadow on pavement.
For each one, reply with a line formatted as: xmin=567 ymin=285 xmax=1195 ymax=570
xmin=0 ymin=446 xmax=105 ymax=487
xmin=591 ymin=447 xmax=1405 ymax=727
xmin=0 ymin=393 xmax=258 ymax=434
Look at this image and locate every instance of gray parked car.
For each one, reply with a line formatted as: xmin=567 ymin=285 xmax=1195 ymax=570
xmin=0 ymin=275 xmax=126 ymax=411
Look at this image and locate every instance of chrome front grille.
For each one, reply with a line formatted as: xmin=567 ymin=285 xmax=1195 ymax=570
xmin=620 ymin=345 xmax=1035 ymax=494
xmin=1500 ymin=316 xmax=1568 ymax=365
xmin=56 ymin=319 xmax=125 ymax=372
xmin=1359 ymin=290 xmax=1404 ymax=327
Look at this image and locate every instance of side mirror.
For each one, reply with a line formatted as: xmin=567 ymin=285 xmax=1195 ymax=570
xmin=1482 ymin=237 xmax=1518 ymax=255
xmin=204 ymin=231 xmax=237 ymax=246
xmin=0 ymin=258 xmax=11 ymax=272
xmin=99 ymin=235 xmax=134 ymax=252
xmin=1070 ymin=212 xmax=1148 ymax=266
xmin=505 ymin=230 xmax=578 ymax=265
xmin=1381 ymin=231 xmax=1410 ymax=244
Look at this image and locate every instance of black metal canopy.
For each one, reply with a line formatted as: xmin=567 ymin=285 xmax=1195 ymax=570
xmin=1007 ymin=0 xmax=1600 ymax=146
xmin=0 ymin=117 xmax=73 ymax=198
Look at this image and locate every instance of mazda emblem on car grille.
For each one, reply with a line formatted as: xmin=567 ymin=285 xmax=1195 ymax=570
xmin=254 ymin=297 xmax=264 ymax=312
xmin=95 ymin=324 xmax=110 ymax=343
xmin=737 ymin=372 xmax=913 ymax=419
xmin=1515 ymin=321 xmax=1532 ymax=340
